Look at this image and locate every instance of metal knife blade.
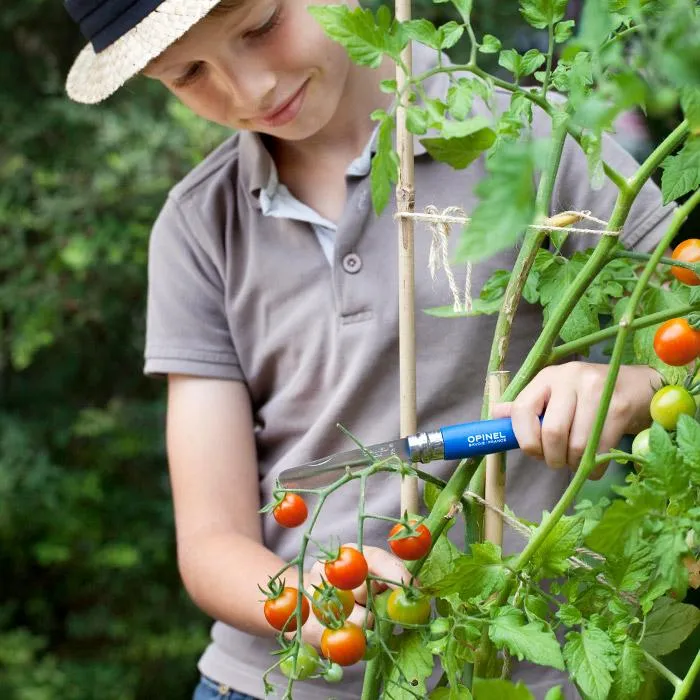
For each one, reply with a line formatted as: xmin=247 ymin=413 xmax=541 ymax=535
xmin=278 ymin=437 xmax=411 ymax=489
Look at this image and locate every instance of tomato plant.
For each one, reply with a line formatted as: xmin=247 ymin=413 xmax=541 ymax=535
xmin=388 ymin=520 xmax=432 ymax=560
xmin=279 ymin=643 xmax=320 ymax=680
xmin=386 ymin=588 xmax=431 ymax=625
xmin=263 ymin=586 xmax=309 ymax=632
xmin=320 ymin=622 xmax=367 ymax=666
xmin=650 ymin=385 xmax=697 ymax=430
xmin=323 ymin=663 xmax=344 ymax=683
xmin=324 ymin=546 xmax=368 ymax=590
xmin=273 ymin=493 xmax=308 ymax=528
xmin=312 ymin=583 xmax=355 ymax=626
xmin=631 ymin=427 xmax=651 ymax=464
xmin=653 ymin=318 xmax=700 ymax=366
xmin=671 ymin=238 xmax=700 ymax=286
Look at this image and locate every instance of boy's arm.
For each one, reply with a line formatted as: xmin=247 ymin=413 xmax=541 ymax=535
xmin=165 ymin=375 xmax=408 ymax=645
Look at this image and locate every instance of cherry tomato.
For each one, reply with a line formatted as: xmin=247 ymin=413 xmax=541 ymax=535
xmin=323 ymin=663 xmax=344 ymax=683
xmin=263 ymin=587 xmax=309 ymax=632
xmin=388 ymin=520 xmax=432 ymax=561
xmin=671 ymin=239 xmax=700 ymax=286
xmin=650 ymin=385 xmax=697 ymax=430
xmin=386 ymin=588 xmax=431 ymax=625
xmin=273 ymin=493 xmax=308 ymax=528
xmin=320 ymin=622 xmax=366 ymax=666
xmin=279 ymin=643 xmax=320 ymax=680
xmin=653 ymin=318 xmax=700 ymax=366
xmin=631 ymin=428 xmax=651 ymax=469
xmin=324 ymin=547 xmax=368 ymax=590
xmin=312 ymin=584 xmax=355 ymax=626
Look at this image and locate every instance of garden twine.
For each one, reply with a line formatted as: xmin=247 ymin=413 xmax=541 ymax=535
xmin=395 ymin=208 xmax=619 ymax=313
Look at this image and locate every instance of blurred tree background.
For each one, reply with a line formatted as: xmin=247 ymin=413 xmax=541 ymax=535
xmin=0 ymin=2 xmax=695 ymax=699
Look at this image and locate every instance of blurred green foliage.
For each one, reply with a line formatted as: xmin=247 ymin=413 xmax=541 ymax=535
xmin=0 ymin=2 xmax=695 ymax=699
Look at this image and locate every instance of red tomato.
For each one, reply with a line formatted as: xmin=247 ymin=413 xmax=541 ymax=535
xmin=388 ymin=520 xmax=432 ymax=561
xmin=312 ymin=584 xmax=355 ymax=626
xmin=273 ymin=493 xmax=308 ymax=528
xmin=324 ymin=547 xmax=368 ymax=590
xmin=320 ymin=622 xmax=367 ymax=666
xmin=263 ymin=587 xmax=309 ymax=631
xmin=653 ymin=318 xmax=700 ymax=366
xmin=671 ymin=239 xmax=700 ymax=286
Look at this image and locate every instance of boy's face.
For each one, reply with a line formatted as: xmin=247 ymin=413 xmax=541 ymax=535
xmin=143 ymin=0 xmax=359 ymax=140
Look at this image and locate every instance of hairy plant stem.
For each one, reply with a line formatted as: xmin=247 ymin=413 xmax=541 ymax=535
xmin=644 ymin=649 xmax=683 ymax=689
xmin=548 ymin=303 xmax=700 ymax=363
xmin=671 ymin=648 xmax=700 ymax=700
xmin=613 ymin=249 xmax=700 ymax=274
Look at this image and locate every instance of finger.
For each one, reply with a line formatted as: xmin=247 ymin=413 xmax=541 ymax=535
xmin=348 ymin=603 xmax=374 ymax=630
xmin=509 ymin=374 xmax=552 ymax=460
xmin=347 ymin=544 xmax=411 ymax=606
xmin=540 ymin=386 xmax=577 ymax=470
xmin=566 ymin=396 xmax=595 ymax=471
xmin=490 ymin=401 xmax=513 ymax=419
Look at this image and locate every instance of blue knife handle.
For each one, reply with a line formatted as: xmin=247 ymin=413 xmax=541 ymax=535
xmin=440 ymin=417 xmax=518 ymax=459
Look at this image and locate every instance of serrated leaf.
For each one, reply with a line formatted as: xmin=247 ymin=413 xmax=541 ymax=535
xmin=419 ymin=531 xmax=462 ymax=588
xmin=554 ymin=20 xmax=575 ymax=43
xmin=472 ymin=678 xmax=534 ymax=700
xmin=420 ymin=118 xmax=496 ymax=170
xmin=681 ymin=87 xmax=700 ymax=129
xmin=644 ymin=422 xmax=690 ymax=496
xmin=563 ymin=627 xmax=618 ymax=700
xmin=519 ymin=0 xmax=568 ymax=29
xmin=676 ymin=414 xmax=700 ymax=475
xmin=585 ymin=499 xmax=649 ymax=558
xmin=578 ymin=0 xmax=615 ymax=51
xmin=608 ymin=639 xmax=645 ymax=700
xmin=440 ymin=21 xmax=465 ymax=50
xmin=479 ymin=34 xmax=502 ymax=54
xmin=605 ymin=542 xmax=655 ymax=593
xmin=557 ymin=604 xmax=583 ymax=626
xmin=455 ymin=141 xmax=535 ymax=263
xmin=447 ymin=80 xmax=475 ymax=121
xmin=386 ymin=630 xmax=434 ymax=699
xmin=520 ymin=49 xmax=546 ymax=77
xmin=642 ymin=597 xmax=700 ymax=657
xmin=308 ymin=5 xmax=404 ymax=67
xmin=429 ymin=542 xmax=508 ymax=601
xmin=660 ymin=138 xmax=700 ymax=205
xmin=406 ymin=106 xmax=429 ymax=135
xmin=402 ymin=18 xmax=440 ymax=50
xmin=488 ymin=607 xmax=565 ymax=670
xmin=370 ymin=114 xmax=398 ymax=214
xmin=531 ymin=514 xmax=584 ymax=578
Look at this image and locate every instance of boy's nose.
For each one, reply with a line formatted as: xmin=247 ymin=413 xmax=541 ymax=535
xmin=214 ymin=56 xmax=277 ymax=112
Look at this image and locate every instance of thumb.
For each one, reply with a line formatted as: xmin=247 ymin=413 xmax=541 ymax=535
xmin=490 ymin=401 xmax=513 ymax=419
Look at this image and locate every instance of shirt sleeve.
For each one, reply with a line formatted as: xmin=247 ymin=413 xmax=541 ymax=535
xmin=552 ymin=128 xmax=676 ymax=255
xmin=144 ymin=193 xmax=244 ymax=380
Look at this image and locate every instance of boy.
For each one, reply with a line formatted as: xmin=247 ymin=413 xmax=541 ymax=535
xmin=63 ymin=1 xmax=671 ymax=698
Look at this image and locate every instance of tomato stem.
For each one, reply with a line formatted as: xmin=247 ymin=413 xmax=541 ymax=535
xmin=671 ymin=648 xmax=700 ymax=700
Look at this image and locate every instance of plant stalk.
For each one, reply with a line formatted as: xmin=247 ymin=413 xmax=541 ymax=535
xmin=671 ymin=648 xmax=700 ymax=700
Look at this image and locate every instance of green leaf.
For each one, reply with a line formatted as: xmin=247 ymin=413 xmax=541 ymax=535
xmin=681 ymin=87 xmax=700 ymax=129
xmin=608 ymin=639 xmax=645 ymax=700
xmin=554 ymin=20 xmax=575 ymax=43
xmin=479 ymin=34 xmax=502 ymax=54
xmin=557 ymin=604 xmax=583 ymax=627
xmin=585 ymin=499 xmax=649 ymax=558
xmin=435 ymin=0 xmax=473 ymax=24
xmin=406 ymin=107 xmax=429 ymax=135
xmin=428 ymin=687 xmax=473 ymax=700
xmin=455 ymin=140 xmax=535 ymax=263
xmin=660 ymin=138 xmax=700 ymax=205
xmin=472 ymin=678 xmax=534 ymax=700
xmin=605 ymin=542 xmax=655 ymax=593
xmin=578 ymin=0 xmax=615 ymax=51
xmin=499 ymin=49 xmax=521 ymax=77
xmin=440 ymin=21 xmax=465 ymax=50
xmin=420 ymin=118 xmax=496 ymax=170
xmin=447 ymin=80 xmax=475 ymax=120
xmin=488 ymin=607 xmax=565 ymax=670
xmin=386 ymin=630 xmax=434 ymax=699
xmin=642 ymin=597 xmax=700 ymax=657
xmin=520 ymin=49 xmax=546 ymax=77
xmin=544 ymin=688 xmax=565 ymax=700
xmin=644 ymin=422 xmax=690 ymax=496
xmin=563 ymin=627 xmax=618 ymax=700
xmin=308 ymin=5 xmax=404 ymax=67
xmin=419 ymin=531 xmax=462 ymax=589
xmin=677 ymin=414 xmax=700 ymax=475
xmin=402 ymin=18 xmax=441 ymax=50
xmin=531 ymin=513 xmax=584 ymax=578
xmin=370 ymin=113 xmax=398 ymax=214
xmin=519 ymin=0 xmax=567 ymax=29
xmin=429 ymin=542 xmax=508 ymax=601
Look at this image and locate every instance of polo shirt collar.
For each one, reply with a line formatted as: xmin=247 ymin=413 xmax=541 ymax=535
xmin=238 ymin=42 xmax=451 ymax=200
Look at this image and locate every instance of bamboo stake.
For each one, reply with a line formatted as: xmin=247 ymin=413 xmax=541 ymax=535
xmin=485 ymin=371 xmax=509 ymax=545
xmin=396 ymin=0 xmax=418 ymax=516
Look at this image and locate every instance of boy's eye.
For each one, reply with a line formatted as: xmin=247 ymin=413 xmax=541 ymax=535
xmin=174 ymin=62 xmax=204 ymax=87
xmin=244 ymin=5 xmax=282 ymax=39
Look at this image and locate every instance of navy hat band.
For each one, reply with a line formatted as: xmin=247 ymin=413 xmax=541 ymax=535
xmin=65 ymin=0 xmax=168 ymax=53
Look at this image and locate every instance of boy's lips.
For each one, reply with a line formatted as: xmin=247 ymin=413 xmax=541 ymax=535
xmin=258 ymin=81 xmax=309 ymax=128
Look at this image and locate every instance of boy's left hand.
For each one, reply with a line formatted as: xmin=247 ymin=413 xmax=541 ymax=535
xmin=492 ymin=362 xmax=663 ymax=478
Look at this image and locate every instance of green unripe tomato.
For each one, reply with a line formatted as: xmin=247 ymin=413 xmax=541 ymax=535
xmin=631 ymin=428 xmax=651 ymax=468
xmin=650 ymin=385 xmax=696 ymax=430
xmin=323 ymin=663 xmax=344 ymax=683
xmin=279 ymin=643 xmax=320 ymax=680
xmin=386 ymin=589 xmax=431 ymax=625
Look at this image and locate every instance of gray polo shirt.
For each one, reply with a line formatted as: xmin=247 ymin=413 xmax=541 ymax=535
xmin=144 ymin=45 xmax=674 ymax=700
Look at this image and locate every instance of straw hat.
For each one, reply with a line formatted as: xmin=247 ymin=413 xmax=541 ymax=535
xmin=64 ymin=0 xmax=222 ymax=104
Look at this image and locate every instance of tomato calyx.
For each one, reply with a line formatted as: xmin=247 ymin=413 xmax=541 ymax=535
xmin=311 ymin=579 xmax=355 ymax=628
xmin=388 ymin=515 xmax=433 ymax=561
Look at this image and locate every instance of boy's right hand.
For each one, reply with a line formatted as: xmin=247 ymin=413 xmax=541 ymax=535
xmin=291 ymin=544 xmax=411 ymax=649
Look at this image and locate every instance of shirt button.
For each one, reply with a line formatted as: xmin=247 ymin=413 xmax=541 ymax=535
xmin=342 ymin=253 xmax=362 ymax=274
